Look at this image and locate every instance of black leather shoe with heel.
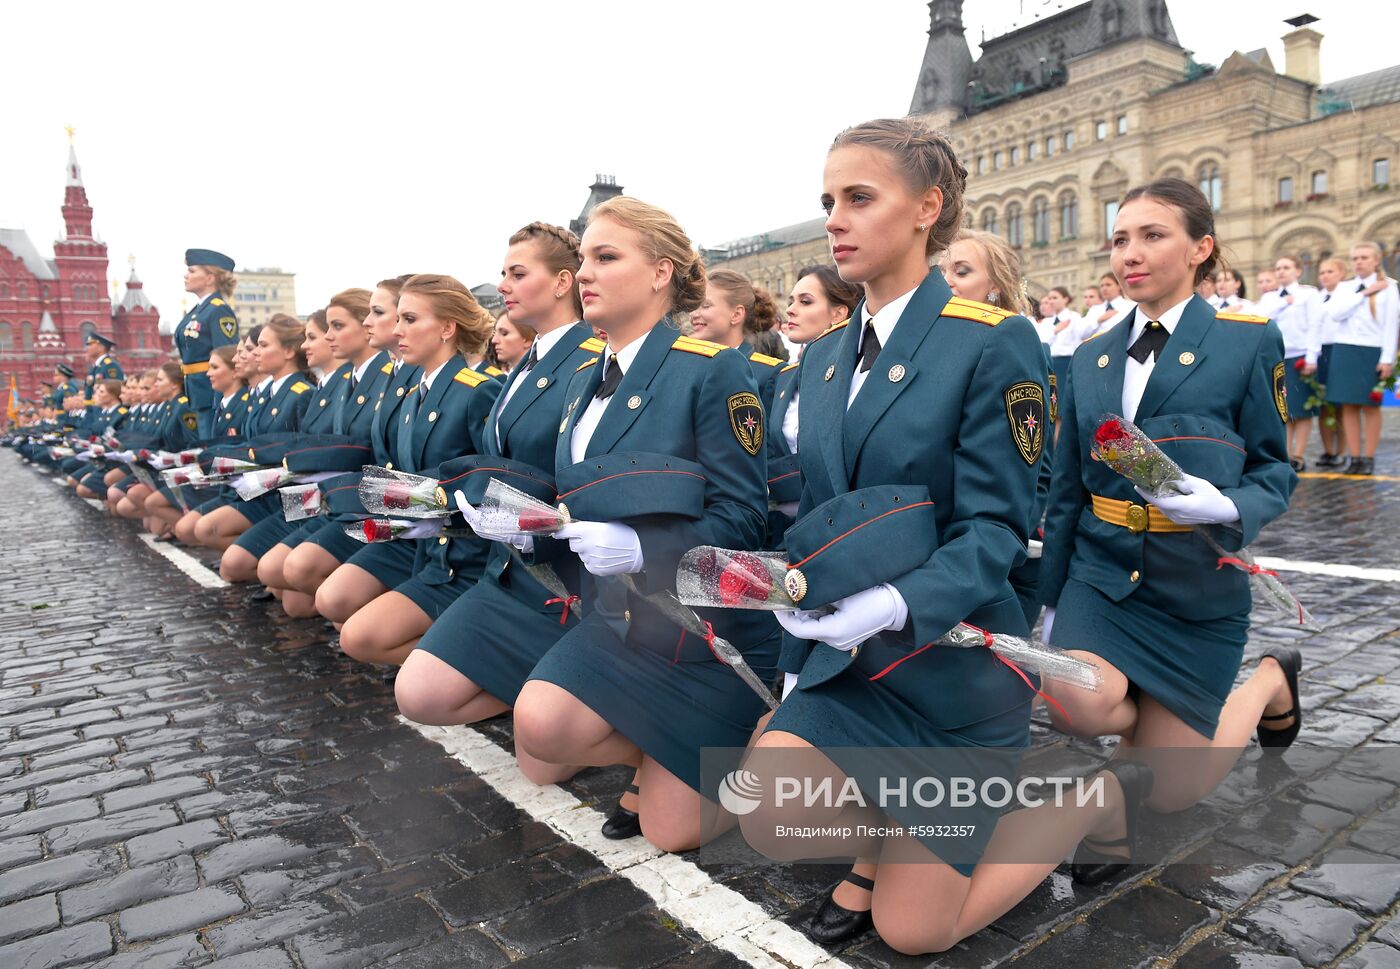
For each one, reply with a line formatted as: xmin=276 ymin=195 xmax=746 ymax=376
xmin=601 ymin=782 xmax=641 ymax=840
xmin=1070 ymin=761 xmax=1155 ymax=886
xmin=1257 ymin=645 xmax=1303 ymax=751
xmin=807 ymin=871 xmax=875 ymax=946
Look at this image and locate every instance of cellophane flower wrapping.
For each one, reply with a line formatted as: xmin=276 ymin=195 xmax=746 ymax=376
xmin=481 ymin=478 xmax=569 ymax=536
xmin=938 ymin=624 xmax=1101 ymax=692
xmin=343 ymin=518 xmax=445 ymax=544
xmin=233 ymin=468 xmax=293 ymax=500
xmin=676 ymin=547 xmax=794 ymax=610
xmin=1090 ymin=414 xmax=1186 ymax=498
xmin=281 ymin=484 xmax=323 ymax=521
xmin=210 ymin=456 xmax=259 ymax=475
xmin=358 ymin=467 xmax=448 ymax=518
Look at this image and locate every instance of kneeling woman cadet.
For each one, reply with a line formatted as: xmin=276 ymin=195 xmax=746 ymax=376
xmin=193 ymin=317 xmax=314 ymax=553
xmin=742 ymin=120 xmax=1144 ymax=957
xmin=172 ymin=337 xmax=260 ymax=545
xmin=219 ymin=307 xmax=346 ymax=584
xmin=112 ymin=363 xmax=199 ymax=529
xmin=509 ymin=198 xmax=779 ymax=854
xmin=1039 ymin=179 xmax=1297 ymax=834
xmin=258 ymin=290 xmax=391 ymax=616
xmin=396 ymin=222 xmax=600 ymax=779
xmin=282 ymin=277 xmax=416 ymax=608
xmin=144 ymin=347 xmax=250 ymax=537
xmin=319 ymin=275 xmax=501 ymax=664
xmin=689 ymin=269 xmax=787 ymax=406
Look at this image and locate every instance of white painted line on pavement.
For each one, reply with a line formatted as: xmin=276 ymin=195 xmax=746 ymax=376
xmin=1253 ymin=556 xmax=1400 ymax=584
xmin=138 ymin=534 xmax=230 ymax=589
xmin=407 ymin=720 xmax=852 ymax=969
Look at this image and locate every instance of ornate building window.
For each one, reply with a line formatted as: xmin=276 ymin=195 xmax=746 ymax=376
xmin=0 ymin=284 xmax=8 ymax=298
xmin=1117 ymin=115 xmax=1128 ymax=135
xmin=982 ymin=208 xmax=999 ymax=234
xmin=80 ymin=321 xmax=96 ymax=342
xmin=17 ymin=284 xmax=27 ymax=299
xmin=1028 ymin=140 xmax=1039 ymax=161
xmin=1375 ymin=158 xmax=1391 ymax=187
xmin=0 ymin=323 xmax=10 ymax=350
xmin=977 ymin=155 xmax=987 ymax=174
xmin=137 ymin=332 xmax=146 ymax=350
xmin=1045 ymin=135 xmax=1057 ymax=157
xmin=1032 ymin=198 xmax=1050 ymax=245
xmin=1197 ymin=163 xmax=1222 ymax=210
xmin=1103 ymin=200 xmax=1120 ymax=240
xmin=1058 ymin=192 xmax=1079 ymax=239
xmin=1095 ymin=120 xmax=1108 ymax=141
xmin=1064 ymin=129 xmax=1075 ymax=150
xmin=1310 ymin=170 xmax=1328 ymax=197
xmin=1010 ymin=146 xmax=1020 ymax=166
xmin=1007 ymin=203 xmax=1024 ymax=247
xmin=994 ymin=150 xmax=1004 ymax=170
xmin=1278 ymin=177 xmax=1294 ymax=203
xmin=21 ymin=322 xmax=33 ymax=349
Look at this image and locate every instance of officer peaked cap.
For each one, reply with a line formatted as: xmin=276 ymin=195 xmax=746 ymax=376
xmin=55 ymin=363 xmax=75 ymax=377
xmin=86 ymin=333 xmax=117 ymax=349
xmin=186 ymin=248 xmax=235 ymax=272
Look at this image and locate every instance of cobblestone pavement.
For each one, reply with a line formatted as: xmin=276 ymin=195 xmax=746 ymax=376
xmin=2 ymin=426 xmax=1400 ymax=969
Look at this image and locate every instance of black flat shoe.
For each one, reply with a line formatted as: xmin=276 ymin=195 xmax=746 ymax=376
xmin=1258 ymin=646 xmax=1302 ymax=752
xmin=1315 ymin=452 xmax=1343 ymax=468
xmin=1070 ymin=761 xmax=1155 ymax=886
xmin=1289 ymin=457 xmax=1306 ymax=472
xmin=249 ymin=587 xmax=275 ymax=602
xmin=807 ymin=871 xmax=874 ymax=946
xmin=601 ymin=782 xmax=641 ymax=840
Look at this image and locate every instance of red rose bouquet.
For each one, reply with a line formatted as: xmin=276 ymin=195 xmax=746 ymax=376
xmin=357 ymin=467 xmax=449 ymax=518
xmin=676 ymin=547 xmax=792 ymax=610
xmin=281 ymin=483 xmax=323 ymax=521
xmin=481 ymin=478 xmax=570 ymax=536
xmin=344 ymin=518 xmax=445 ymax=544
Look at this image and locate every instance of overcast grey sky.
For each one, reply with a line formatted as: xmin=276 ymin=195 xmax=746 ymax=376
xmin=2 ymin=0 xmax=1390 ymax=322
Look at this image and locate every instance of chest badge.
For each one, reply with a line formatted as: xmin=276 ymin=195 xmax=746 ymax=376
xmin=428 ymin=411 xmax=438 ymax=422
xmin=824 ymin=365 xmax=835 ymax=382
xmin=536 ymin=376 xmax=549 ymax=389
xmin=627 ymin=395 xmax=642 ymax=410
xmin=1097 ymin=354 xmax=1110 ymax=369
xmin=888 ymin=364 xmax=906 ymax=383
xmin=1178 ymin=351 xmax=1196 ymax=366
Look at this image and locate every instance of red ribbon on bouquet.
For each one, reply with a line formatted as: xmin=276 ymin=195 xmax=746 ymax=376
xmin=1216 ymin=557 xmax=1303 ymax=623
xmin=544 ymin=595 xmax=580 ymax=625
xmin=964 ymin=623 xmax=1073 ymax=726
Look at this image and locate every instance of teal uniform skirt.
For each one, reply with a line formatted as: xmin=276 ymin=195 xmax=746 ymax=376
xmin=1050 ymin=577 xmax=1248 ymax=739
xmin=1324 ymin=344 xmax=1383 ymax=405
xmin=306 ymin=521 xmax=365 ymax=563
xmin=529 ymin=620 xmax=780 ymax=795
xmin=395 ymin=569 xmax=473 ymax=621
xmin=417 ymin=571 xmax=577 ymax=706
xmin=280 ymin=516 xmax=330 ymax=550
xmin=346 ymin=538 xmax=416 ymax=589
xmin=233 ymin=512 xmax=300 ymax=558
xmin=1283 ymin=355 xmax=1319 ymax=419
xmin=765 ymin=632 xmax=1033 ymax=876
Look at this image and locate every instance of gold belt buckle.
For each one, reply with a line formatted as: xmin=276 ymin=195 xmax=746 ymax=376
xmin=1125 ymin=503 xmax=1149 ymax=534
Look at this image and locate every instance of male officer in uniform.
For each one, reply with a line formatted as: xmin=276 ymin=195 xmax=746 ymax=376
xmin=83 ymin=333 xmax=124 ymax=406
xmin=175 ymin=248 xmax=241 ymax=436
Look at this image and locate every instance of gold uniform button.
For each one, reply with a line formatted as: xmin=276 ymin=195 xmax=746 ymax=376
xmin=624 ymin=609 xmax=632 ymax=622
xmin=1130 ymin=570 xmax=1141 ymax=582
xmin=1097 ymin=355 xmax=1110 ymax=369
xmin=271 ymin=407 xmax=279 ymax=415
xmin=438 ymin=536 xmax=448 ymax=545
xmin=385 ymin=461 xmax=393 ymax=470
xmin=319 ymin=399 xmax=327 ymax=407
xmin=428 ymin=411 xmax=438 ymax=422
xmin=396 ymin=387 xmax=405 ymax=397
xmin=447 ymin=568 xmax=454 ymax=578
xmin=356 ymin=395 xmax=366 ymax=404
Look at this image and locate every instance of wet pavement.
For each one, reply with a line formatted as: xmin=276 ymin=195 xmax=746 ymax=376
xmin=1 ymin=426 xmax=1399 ymax=969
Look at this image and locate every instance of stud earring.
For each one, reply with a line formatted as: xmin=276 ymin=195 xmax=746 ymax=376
xmin=918 ymin=223 xmax=927 ymax=232
xmin=988 ymin=290 xmax=1000 ymax=302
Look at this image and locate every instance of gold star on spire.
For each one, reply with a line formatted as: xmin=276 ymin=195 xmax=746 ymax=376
xmin=64 ymin=125 xmax=76 ymax=142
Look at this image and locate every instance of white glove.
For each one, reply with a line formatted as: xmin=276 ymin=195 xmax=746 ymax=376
xmin=1040 ymin=606 xmax=1055 ymax=645
xmin=555 ymin=520 xmax=645 ymax=576
xmin=1136 ymin=473 xmax=1240 ymax=526
xmin=781 ymin=671 xmax=800 ymax=701
xmin=454 ymin=490 xmax=533 ymax=553
xmin=774 ymin=583 xmax=908 ymax=652
xmin=1027 ymin=538 xmax=1043 ymax=560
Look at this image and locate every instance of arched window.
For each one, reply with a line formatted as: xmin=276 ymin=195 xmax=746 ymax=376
xmin=982 ymin=209 xmax=999 ymax=234
xmin=1006 ymin=203 xmax=1024 ymax=248
xmin=1059 ymin=192 xmax=1079 ymax=239
xmin=0 ymin=283 xmax=7 ymax=298
xmin=80 ymin=321 xmax=97 ymax=342
xmin=1031 ymin=198 xmax=1051 ymax=245
xmin=137 ymin=331 xmax=147 ymax=350
xmin=1197 ymin=163 xmax=1222 ymax=211
xmin=17 ymin=284 xmax=27 ymax=300
xmin=0 ymin=323 xmax=11 ymax=350
xmin=20 ymin=322 xmax=33 ymax=349
xmin=1299 ymin=251 xmax=1315 ymax=285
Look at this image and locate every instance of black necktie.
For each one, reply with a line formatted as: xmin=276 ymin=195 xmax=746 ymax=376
xmin=1358 ymin=282 xmax=1367 ymax=293
xmin=1127 ymin=321 xmax=1168 ymax=364
xmin=595 ymin=354 xmax=623 ymax=400
xmin=858 ymin=323 xmax=882 ymax=373
xmin=1279 ymin=288 xmax=1289 ymax=298
xmin=521 ymin=343 xmax=538 ymax=373
xmin=347 ymin=373 xmax=358 ymax=396
xmin=1324 ymin=293 xmax=1331 ymax=302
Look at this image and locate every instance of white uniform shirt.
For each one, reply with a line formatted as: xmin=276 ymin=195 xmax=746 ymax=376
xmin=570 ymin=337 xmax=646 ymax=463
xmin=1306 ymin=287 xmax=1339 ymax=364
xmin=1253 ymin=285 xmax=1318 ymax=359
xmin=1121 ymin=298 xmax=1191 ymax=423
xmin=1326 ymin=274 xmax=1400 ymax=365
xmin=495 ymin=324 xmax=574 ymax=448
xmin=849 ymin=286 xmax=917 ymax=408
xmin=1048 ymin=310 xmax=1091 ymax=357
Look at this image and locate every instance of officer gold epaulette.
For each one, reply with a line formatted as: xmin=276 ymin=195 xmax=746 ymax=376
xmin=1084 ymin=328 xmax=1111 ymax=343
xmin=780 ymin=362 xmax=799 ymax=373
xmin=453 ymin=366 xmax=489 ymax=387
xmin=672 ymin=336 xmax=725 ymax=358
xmin=1216 ymin=310 xmax=1270 ymax=325
xmin=117 ymin=407 xmax=127 ymax=414
xmin=341 ymin=370 xmax=352 ymax=379
xmin=581 ymin=337 xmax=606 ymax=353
xmin=211 ymin=298 xmax=225 ymax=307
xmin=812 ymin=320 xmax=849 ymax=343
xmin=289 ymin=381 xmax=312 ymax=394
xmin=943 ymin=296 xmax=1013 ymax=326
xmin=177 ymin=395 xmax=189 ymax=404
xmin=484 ymin=365 xmax=505 ymax=378
xmin=380 ymin=361 xmax=394 ymax=374
xmin=241 ymin=392 xmax=250 ymax=401
xmin=577 ymin=357 xmax=599 ymax=372
xmin=749 ymin=352 xmax=784 ymax=368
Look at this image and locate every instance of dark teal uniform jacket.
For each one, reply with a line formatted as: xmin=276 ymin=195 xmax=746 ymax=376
xmin=1039 ymin=295 xmax=1295 ymax=621
xmin=779 ymin=271 xmax=1050 ymax=729
xmin=173 ymin=296 xmax=240 ymax=429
